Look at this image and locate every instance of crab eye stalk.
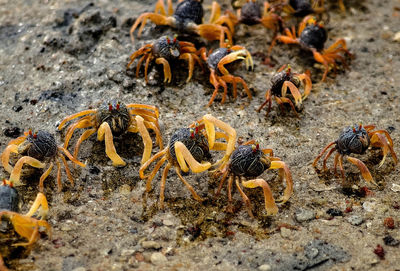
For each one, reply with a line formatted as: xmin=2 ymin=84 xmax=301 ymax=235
xmin=2 ymin=179 xmax=6 ymax=186
xmin=352 ymin=125 xmax=356 ymax=133
xmin=252 ymin=144 xmax=257 ymax=153
xmin=108 ymin=103 xmax=113 ymax=111
xmin=29 ymin=129 xmax=33 ymax=136
xmin=33 ymin=133 xmax=37 ymax=139
xmin=173 ymin=34 xmax=177 ymax=43
xmin=359 ymin=122 xmax=362 ymax=130
xmin=194 ymin=122 xmax=199 ymax=134
xmin=116 ymin=102 xmax=120 ymax=110
xmin=286 ymin=64 xmax=292 ymax=75
xmin=190 ymin=128 xmax=195 ymax=139
xmin=166 ymin=36 xmax=170 ymax=44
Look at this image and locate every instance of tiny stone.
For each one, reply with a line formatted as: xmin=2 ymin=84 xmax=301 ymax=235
xmin=347 ymin=215 xmax=363 ymax=226
xmin=326 ymin=208 xmax=343 ymax=217
xmin=121 ymin=249 xmax=135 ymax=257
xmin=383 ymin=235 xmax=400 ymax=247
xmin=163 ymin=219 xmax=174 ymax=226
xmin=258 ymin=264 xmax=271 ymax=271
xmin=393 ymin=31 xmax=400 ymax=42
xmin=362 ymin=201 xmax=376 ymax=212
xmin=150 ymin=252 xmax=167 ymax=265
xmin=280 ymin=227 xmax=292 ymax=239
xmin=307 ymin=247 xmax=319 ymax=259
xmin=142 ymin=240 xmax=161 ymax=250
xmin=295 ymin=209 xmax=315 ymax=223
xmin=119 ymin=184 xmax=131 ymax=194
xmin=391 ymin=183 xmax=400 ymax=192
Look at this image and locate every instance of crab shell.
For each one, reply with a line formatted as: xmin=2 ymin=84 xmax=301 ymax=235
xmin=229 ymin=145 xmax=271 ymax=178
xmin=18 ymin=131 xmax=58 ymax=161
xmin=270 ymin=70 xmax=301 ymax=97
xmin=336 ymin=126 xmax=370 ymax=155
xmin=95 ymin=101 xmax=131 ymax=137
xmin=299 ymin=24 xmax=327 ymax=51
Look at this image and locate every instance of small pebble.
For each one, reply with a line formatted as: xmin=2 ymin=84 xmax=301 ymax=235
xmin=347 ymin=215 xmax=363 ymax=226
xmin=362 ymin=201 xmax=376 ymax=212
xmin=142 ymin=241 xmax=161 ymax=250
xmin=393 ymin=31 xmax=400 ymax=42
xmin=383 ymin=235 xmax=400 ymax=247
xmin=150 ymin=252 xmax=167 ymax=265
xmin=280 ymin=227 xmax=292 ymax=239
xmin=326 ymin=208 xmax=343 ymax=217
xmin=295 ymin=209 xmax=315 ymax=223
xmin=163 ymin=219 xmax=174 ymax=226
xmin=121 ymin=249 xmax=135 ymax=257
xmin=391 ymin=183 xmax=400 ymax=192
xmin=119 ymin=184 xmax=131 ymax=194
xmin=258 ymin=264 xmax=271 ymax=271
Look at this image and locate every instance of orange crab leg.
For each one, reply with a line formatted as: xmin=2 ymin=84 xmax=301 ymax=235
xmin=97 ymin=122 xmax=126 ymax=167
xmin=154 ymin=0 xmax=167 ymax=15
xmin=63 ymin=118 xmax=94 ymax=150
xmin=144 ymin=54 xmax=152 ymax=83
xmin=155 ymin=57 xmax=172 ymax=83
xmin=38 ymin=162 xmax=54 ymax=192
xmin=159 ymin=162 xmax=172 ymax=209
xmin=127 ymin=45 xmax=152 ymax=69
xmin=363 ymin=124 xmax=376 ymax=131
xmin=277 ymin=35 xmax=299 ymax=45
xmin=25 ymin=192 xmax=49 ymax=219
xmin=312 ymin=49 xmax=330 ymax=81
xmin=143 ymin=121 xmax=163 ymax=149
xmin=130 ymin=13 xmax=175 ymax=42
xmin=0 ymin=253 xmax=8 ymax=271
xmin=175 ymin=167 xmax=204 ymax=203
xmin=216 ymin=168 xmax=229 ymax=196
xmin=279 ymin=97 xmax=300 ymax=117
xmin=236 ymin=178 xmax=254 ymax=218
xmin=73 ymin=128 xmax=97 ymax=160
xmin=369 ymin=130 xmax=394 ymax=147
xmin=58 ymin=154 xmax=74 ymax=187
xmin=131 ymin=116 xmax=153 ymax=164
xmin=7 ymin=134 xmax=27 ymax=146
xmin=338 ymin=154 xmax=345 ymax=179
xmin=55 ymin=159 xmax=62 ymax=192
xmin=257 ymin=89 xmax=272 ymax=115
xmin=135 ymin=55 xmax=148 ymax=78
xmin=58 ymin=146 xmax=85 ymax=168
xmin=208 ymin=70 xmax=222 ymax=106
xmin=242 ymin=178 xmax=279 ymax=216
xmin=179 ymin=53 xmax=195 ymax=82
xmin=216 ymin=75 xmax=229 ymax=104
xmin=323 ymin=147 xmax=336 ymax=171
xmin=347 ymin=156 xmax=375 ymax=184
xmin=313 ymin=141 xmax=336 ymax=167
xmin=58 ymin=110 xmax=96 ymax=130
xmin=333 ymin=153 xmax=340 ymax=175
xmin=139 ymin=147 xmax=167 ymax=179
xmin=145 ymin=156 xmax=167 ymax=192
xmin=270 ymin=161 xmax=293 ymax=203
xmin=9 ymin=157 xmax=45 ymax=185
xmin=260 ymin=13 xmax=280 ymax=31
xmin=218 ymin=49 xmax=249 ymax=75
xmin=209 ymin=1 xmax=221 ymax=24
xmin=126 ymin=104 xmax=159 ymax=117
xmin=296 ymin=73 xmax=312 ymax=99
xmin=195 ymin=24 xmax=232 ymax=47
xmin=220 ymin=74 xmax=252 ymax=101
xmin=128 ymin=110 xmax=159 ymax=124
xmin=370 ymin=133 xmax=398 ymax=167
xmin=1 ymin=144 xmax=19 ymax=173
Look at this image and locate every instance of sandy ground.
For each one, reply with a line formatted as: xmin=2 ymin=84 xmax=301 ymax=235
xmin=0 ymin=0 xmax=400 ymax=270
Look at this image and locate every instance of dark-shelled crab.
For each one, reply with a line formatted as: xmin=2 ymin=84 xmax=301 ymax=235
xmin=313 ymin=124 xmax=398 ymax=184
xmin=58 ymin=101 xmax=163 ymax=167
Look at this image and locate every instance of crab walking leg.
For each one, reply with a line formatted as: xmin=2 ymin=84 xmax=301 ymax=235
xmin=370 ymin=133 xmax=398 ymax=166
xmin=203 ymin=114 xmax=237 ymax=166
xmin=155 ymin=57 xmax=172 ymax=83
xmin=369 ymin=129 xmax=394 ymax=147
xmin=312 ymin=49 xmax=329 ymax=81
xmin=1 ymin=144 xmax=19 ymax=173
xmin=313 ymin=141 xmax=336 ymax=167
xmin=236 ymin=178 xmax=254 ymax=218
xmin=8 ymin=134 xmax=27 ymax=146
xmin=257 ymin=89 xmax=272 ymax=114
xmin=55 ymin=159 xmax=62 ymax=192
xmin=179 ymin=53 xmax=195 ymax=82
xmin=174 ymin=142 xmax=211 ymax=173
xmin=159 ymin=162 xmax=172 ymax=209
xmin=63 ymin=118 xmax=93 ymax=150
xmin=97 ymin=122 xmax=126 ymax=167
xmin=215 ymin=168 xmax=229 ymax=196
xmin=347 ymin=156 xmax=375 ymax=184
xmin=296 ymin=73 xmax=312 ymax=99
xmin=216 ymin=75 xmax=228 ymax=104
xmin=127 ymin=45 xmax=152 ymax=69
xmin=144 ymin=54 xmax=152 ymax=83
xmin=58 ymin=110 xmax=96 ymax=130
xmin=195 ymin=24 xmax=232 ymax=47
xmin=323 ymin=147 xmax=336 ymax=171
xmin=217 ymin=50 xmax=246 ymax=76
xmin=175 ymin=167 xmax=204 ymax=202
xmin=38 ymin=162 xmax=54 ymax=192
xmin=242 ymin=178 xmax=279 ymax=216
xmin=126 ymin=104 xmax=160 ymax=117
xmin=136 ymin=116 xmax=153 ymax=164
xmin=270 ymin=161 xmax=293 ymax=203
xmin=73 ymin=128 xmax=97 ymax=160
xmin=58 ymin=154 xmax=74 ymax=186
xmin=338 ymin=154 xmax=345 ymax=179
xmin=25 ymin=192 xmax=49 ymax=219
xmin=145 ymin=156 xmax=167 ymax=192
xmin=9 ymin=157 xmax=45 ymax=185
xmin=220 ymin=74 xmax=252 ymax=101
xmin=279 ymin=97 xmax=300 ymax=117
xmin=230 ymin=46 xmax=254 ymax=70
xmin=143 ymin=121 xmax=164 ymax=149
xmin=13 ymin=218 xmax=51 ymax=247
xmin=154 ymin=0 xmax=167 ymax=15
xmin=128 ymin=109 xmax=159 ymax=122
xmin=139 ymin=148 xmax=168 ymax=179
xmin=130 ymin=13 xmax=175 ymax=42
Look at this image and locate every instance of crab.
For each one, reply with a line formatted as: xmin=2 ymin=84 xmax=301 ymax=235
xmin=129 ymin=0 xmax=232 ymax=47
xmin=1 ymin=130 xmax=85 ymax=192
xmin=281 ymin=0 xmax=325 ymax=18
xmin=139 ymin=114 xmax=237 ymax=208
xmin=127 ymin=35 xmax=202 ymax=84
xmin=214 ymin=0 xmax=282 ymax=35
xmin=199 ymin=43 xmax=254 ymax=106
xmin=0 ymin=180 xmax=51 ymax=270
xmin=271 ymin=15 xmax=352 ymax=81
xmin=313 ymin=124 xmax=398 ymax=184
xmin=58 ymin=101 xmax=163 ymax=167
xmin=257 ymin=64 xmax=312 ymax=117
xmin=214 ymin=140 xmax=293 ymax=216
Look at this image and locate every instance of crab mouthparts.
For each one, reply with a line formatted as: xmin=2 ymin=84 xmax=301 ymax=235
xmin=170 ymin=48 xmax=180 ymax=58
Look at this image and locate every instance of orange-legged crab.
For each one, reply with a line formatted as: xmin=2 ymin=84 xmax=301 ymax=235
xmin=213 ymin=0 xmax=282 ymax=35
xmin=58 ymin=101 xmax=163 ymax=167
xmin=281 ymin=0 xmax=325 ymax=18
xmin=1 ymin=130 xmax=85 ymax=192
xmin=127 ymin=35 xmax=202 ymax=84
xmin=199 ymin=43 xmax=254 ymax=106
xmin=214 ymin=140 xmax=293 ymax=216
xmin=130 ymin=0 xmax=232 ymax=46
xmin=257 ymin=64 xmax=312 ymax=117
xmin=139 ymin=114 xmax=237 ymax=208
xmin=0 ymin=180 xmax=51 ymax=270
xmin=313 ymin=124 xmax=398 ymax=184
xmin=271 ymin=16 xmax=352 ymax=81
